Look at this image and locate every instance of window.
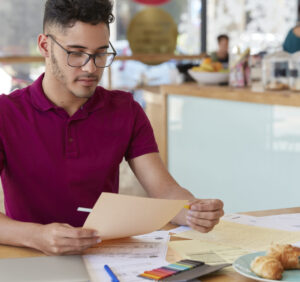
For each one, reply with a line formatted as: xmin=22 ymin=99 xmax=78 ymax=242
xmin=207 ymin=0 xmax=298 ymax=54
xmin=0 ymin=0 xmax=46 ymax=94
xmin=0 ymin=0 xmax=45 ymax=56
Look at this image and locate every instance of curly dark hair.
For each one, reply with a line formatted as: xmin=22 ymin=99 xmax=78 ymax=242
xmin=43 ymin=0 xmax=114 ymax=31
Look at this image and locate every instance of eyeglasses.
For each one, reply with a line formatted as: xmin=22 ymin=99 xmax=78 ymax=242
xmin=46 ymin=34 xmax=116 ymax=68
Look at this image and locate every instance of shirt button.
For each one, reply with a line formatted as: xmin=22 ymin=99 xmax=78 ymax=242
xmin=69 ymin=138 xmax=74 ymax=142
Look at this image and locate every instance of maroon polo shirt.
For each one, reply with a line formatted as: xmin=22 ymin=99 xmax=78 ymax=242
xmin=0 ymin=74 xmax=158 ymax=227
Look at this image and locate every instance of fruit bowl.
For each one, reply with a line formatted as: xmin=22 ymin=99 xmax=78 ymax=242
xmin=188 ymin=69 xmax=229 ymax=85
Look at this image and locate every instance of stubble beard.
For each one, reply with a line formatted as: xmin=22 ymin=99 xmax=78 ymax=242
xmin=50 ymin=49 xmax=97 ymax=99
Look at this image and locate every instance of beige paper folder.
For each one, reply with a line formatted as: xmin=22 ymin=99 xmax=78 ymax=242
xmin=83 ymin=192 xmax=188 ymax=240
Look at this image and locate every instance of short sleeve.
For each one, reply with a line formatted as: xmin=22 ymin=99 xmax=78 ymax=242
xmin=283 ymin=29 xmax=291 ymax=53
xmin=125 ymin=101 xmax=159 ymax=160
xmin=0 ymin=145 xmax=4 ymax=173
xmin=0 ymin=124 xmax=4 ymax=173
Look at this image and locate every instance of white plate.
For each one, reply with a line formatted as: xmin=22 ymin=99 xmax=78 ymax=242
xmin=188 ymin=69 xmax=229 ymax=85
xmin=233 ymin=251 xmax=300 ymax=282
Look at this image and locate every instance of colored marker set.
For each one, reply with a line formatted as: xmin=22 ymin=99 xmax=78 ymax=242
xmin=138 ymin=259 xmax=204 ymax=280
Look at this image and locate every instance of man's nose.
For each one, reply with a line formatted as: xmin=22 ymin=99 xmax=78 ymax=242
xmin=81 ymin=57 xmax=97 ymax=73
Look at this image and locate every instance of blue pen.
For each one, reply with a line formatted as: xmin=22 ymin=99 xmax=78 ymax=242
xmin=104 ymin=264 xmax=120 ymax=282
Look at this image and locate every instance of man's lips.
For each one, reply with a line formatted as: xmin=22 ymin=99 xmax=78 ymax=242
xmin=76 ymin=78 xmax=98 ymax=86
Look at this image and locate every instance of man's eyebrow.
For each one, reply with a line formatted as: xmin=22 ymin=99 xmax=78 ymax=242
xmin=66 ymin=44 xmax=110 ymax=50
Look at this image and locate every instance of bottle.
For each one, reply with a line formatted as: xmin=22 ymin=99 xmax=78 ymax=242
xmin=229 ymin=47 xmax=251 ymax=87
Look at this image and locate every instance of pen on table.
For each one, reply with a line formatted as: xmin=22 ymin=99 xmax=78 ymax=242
xmin=184 ymin=204 xmax=190 ymax=210
xmin=77 ymin=207 xmax=92 ymax=213
xmin=104 ymin=264 xmax=120 ymax=282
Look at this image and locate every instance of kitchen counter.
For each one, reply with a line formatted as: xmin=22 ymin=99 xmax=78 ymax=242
xmin=143 ymin=83 xmax=300 ymax=164
xmin=142 ymin=83 xmax=300 ymax=213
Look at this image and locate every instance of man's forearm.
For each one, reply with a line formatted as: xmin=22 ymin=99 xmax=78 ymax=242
xmin=0 ymin=212 xmax=41 ymax=248
xmin=0 ymin=213 xmax=101 ymax=255
xmin=154 ymin=184 xmax=195 ymax=226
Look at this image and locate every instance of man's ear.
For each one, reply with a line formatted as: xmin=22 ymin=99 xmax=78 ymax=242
xmin=38 ymin=34 xmax=50 ymax=58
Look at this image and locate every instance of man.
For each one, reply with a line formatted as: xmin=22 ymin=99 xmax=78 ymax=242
xmin=210 ymin=34 xmax=229 ymax=67
xmin=0 ymin=0 xmax=224 ymax=255
xmin=283 ymin=25 xmax=300 ymax=53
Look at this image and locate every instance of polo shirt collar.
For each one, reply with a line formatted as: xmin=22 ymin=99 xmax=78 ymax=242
xmin=30 ymin=73 xmax=106 ymax=114
xmin=30 ymin=73 xmax=55 ymax=112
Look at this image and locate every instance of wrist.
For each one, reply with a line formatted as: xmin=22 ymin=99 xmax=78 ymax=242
xmin=171 ymin=208 xmax=188 ymax=226
xmin=20 ymin=222 xmax=44 ymax=250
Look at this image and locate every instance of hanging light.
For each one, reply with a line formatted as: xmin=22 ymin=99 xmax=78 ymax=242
xmin=132 ymin=0 xmax=171 ymax=5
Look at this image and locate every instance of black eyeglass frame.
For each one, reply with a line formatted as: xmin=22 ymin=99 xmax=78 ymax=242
xmin=46 ymin=34 xmax=117 ymax=68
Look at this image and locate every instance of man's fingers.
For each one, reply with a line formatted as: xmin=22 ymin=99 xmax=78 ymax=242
xmin=190 ymin=199 xmax=224 ymax=212
xmin=57 ymin=225 xmax=100 ymax=239
xmin=67 ymin=227 xmax=100 ymax=239
xmin=186 ymin=219 xmax=214 ymax=233
xmin=66 ymin=237 xmax=101 ymax=251
xmin=185 ymin=198 xmax=224 ymax=234
xmin=186 ymin=215 xmax=219 ymax=228
xmin=38 ymin=223 xmax=102 ymax=255
xmin=187 ymin=209 xmax=223 ymax=220
xmin=57 ymin=236 xmax=101 ymax=248
xmin=47 ymin=237 xmax=101 ymax=255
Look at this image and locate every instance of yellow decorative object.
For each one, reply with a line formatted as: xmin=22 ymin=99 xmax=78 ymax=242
xmin=127 ymin=7 xmax=178 ymax=64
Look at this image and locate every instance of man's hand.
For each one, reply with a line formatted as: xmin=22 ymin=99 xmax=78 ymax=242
xmin=186 ymin=199 xmax=224 ymax=233
xmin=33 ymin=223 xmax=101 ymax=255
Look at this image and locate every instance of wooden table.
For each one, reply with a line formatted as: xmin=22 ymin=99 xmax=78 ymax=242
xmin=197 ymin=207 xmax=300 ymax=282
xmin=0 ymin=207 xmax=299 ymax=281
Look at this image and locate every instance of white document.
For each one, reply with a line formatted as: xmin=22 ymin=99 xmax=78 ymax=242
xmin=83 ymin=231 xmax=170 ymax=282
xmin=257 ymin=214 xmax=300 ymax=231
xmin=222 ymin=214 xmax=261 ymax=226
xmin=169 ymin=239 xmax=250 ymax=265
xmin=84 ymin=231 xmax=170 ymax=259
xmin=168 ymin=225 xmax=192 ymax=234
xmin=174 ymin=220 xmax=300 ymax=251
xmin=222 ymin=213 xmax=300 ymax=231
xmin=84 ymin=256 xmax=167 ymax=282
xmin=293 ymin=241 xmax=300 ymax=248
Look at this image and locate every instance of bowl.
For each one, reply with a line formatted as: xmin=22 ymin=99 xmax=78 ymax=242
xmin=188 ymin=69 xmax=229 ymax=85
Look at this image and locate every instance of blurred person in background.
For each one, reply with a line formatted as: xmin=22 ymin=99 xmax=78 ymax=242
xmin=283 ymin=5 xmax=300 ymax=53
xmin=283 ymin=25 xmax=300 ymax=53
xmin=210 ymin=34 xmax=229 ymax=68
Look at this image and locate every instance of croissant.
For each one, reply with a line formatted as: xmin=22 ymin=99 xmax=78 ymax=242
xmin=267 ymin=244 xmax=300 ymax=269
xmin=250 ymin=256 xmax=283 ymax=280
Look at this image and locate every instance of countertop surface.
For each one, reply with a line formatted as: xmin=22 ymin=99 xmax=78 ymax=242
xmin=143 ymin=83 xmax=300 ymax=107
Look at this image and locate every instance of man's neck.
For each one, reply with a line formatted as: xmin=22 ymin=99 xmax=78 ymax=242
xmin=42 ymin=73 xmax=88 ymax=116
xmin=217 ymin=50 xmax=228 ymax=60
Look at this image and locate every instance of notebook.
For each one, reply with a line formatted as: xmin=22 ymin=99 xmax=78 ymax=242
xmin=0 ymin=255 xmax=90 ymax=282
